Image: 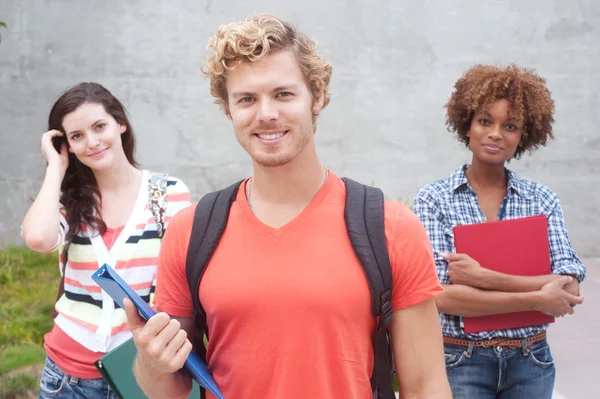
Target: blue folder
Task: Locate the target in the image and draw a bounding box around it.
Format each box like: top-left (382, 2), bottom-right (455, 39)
top-left (92, 264), bottom-right (225, 399)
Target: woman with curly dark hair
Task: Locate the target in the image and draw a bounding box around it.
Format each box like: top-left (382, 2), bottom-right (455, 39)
top-left (21, 83), bottom-right (191, 399)
top-left (413, 64), bottom-right (587, 398)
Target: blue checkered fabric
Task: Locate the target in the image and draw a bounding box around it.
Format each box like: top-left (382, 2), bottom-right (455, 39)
top-left (413, 164), bottom-right (587, 340)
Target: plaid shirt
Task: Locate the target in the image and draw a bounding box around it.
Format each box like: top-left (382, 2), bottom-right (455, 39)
top-left (413, 164), bottom-right (587, 340)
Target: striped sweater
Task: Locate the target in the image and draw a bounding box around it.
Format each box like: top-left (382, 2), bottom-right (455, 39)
top-left (51, 170), bottom-right (191, 352)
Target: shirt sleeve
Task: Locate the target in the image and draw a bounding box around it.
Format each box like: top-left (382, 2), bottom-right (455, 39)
top-left (163, 177), bottom-right (192, 231)
top-left (386, 201), bottom-right (444, 311)
top-left (543, 194), bottom-right (587, 282)
top-left (412, 194), bottom-right (454, 285)
top-left (153, 204), bottom-right (196, 318)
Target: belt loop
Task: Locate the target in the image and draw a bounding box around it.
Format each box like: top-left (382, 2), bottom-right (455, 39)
top-left (521, 338), bottom-right (529, 356)
top-left (465, 340), bottom-right (475, 358)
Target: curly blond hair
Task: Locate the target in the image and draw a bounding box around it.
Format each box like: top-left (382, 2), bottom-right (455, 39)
top-left (202, 14), bottom-right (332, 117)
top-left (445, 64), bottom-right (555, 159)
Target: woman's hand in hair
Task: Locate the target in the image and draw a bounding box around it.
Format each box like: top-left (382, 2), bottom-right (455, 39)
top-left (41, 130), bottom-right (69, 176)
top-left (22, 130), bottom-right (69, 252)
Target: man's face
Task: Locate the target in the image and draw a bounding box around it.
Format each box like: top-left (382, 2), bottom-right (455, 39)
top-left (225, 49), bottom-right (323, 167)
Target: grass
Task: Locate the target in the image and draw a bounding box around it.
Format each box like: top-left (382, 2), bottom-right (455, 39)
top-left (0, 246), bottom-right (61, 397)
top-left (0, 374), bottom-right (39, 399)
top-left (0, 344), bottom-right (47, 376)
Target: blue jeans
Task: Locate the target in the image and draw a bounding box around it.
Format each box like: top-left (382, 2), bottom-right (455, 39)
top-left (444, 338), bottom-right (555, 399)
top-left (39, 356), bottom-right (118, 399)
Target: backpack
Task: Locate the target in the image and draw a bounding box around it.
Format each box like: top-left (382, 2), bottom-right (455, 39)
top-left (185, 177), bottom-right (395, 399)
top-left (147, 172), bottom-right (169, 239)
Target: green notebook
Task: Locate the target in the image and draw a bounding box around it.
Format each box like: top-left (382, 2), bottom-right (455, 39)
top-left (95, 338), bottom-right (200, 399)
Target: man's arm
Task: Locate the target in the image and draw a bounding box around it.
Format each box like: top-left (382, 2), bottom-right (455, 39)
top-left (390, 298), bottom-right (451, 399)
top-left (125, 299), bottom-right (195, 399)
top-left (435, 276), bottom-right (583, 318)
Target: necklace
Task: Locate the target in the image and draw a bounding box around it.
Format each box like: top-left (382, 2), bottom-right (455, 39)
top-left (246, 167), bottom-right (329, 211)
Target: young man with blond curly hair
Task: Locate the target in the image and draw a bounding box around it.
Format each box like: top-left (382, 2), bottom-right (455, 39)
top-left (125, 14), bottom-right (451, 399)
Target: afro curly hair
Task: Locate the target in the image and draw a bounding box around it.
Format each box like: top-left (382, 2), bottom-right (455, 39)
top-left (445, 64), bottom-right (555, 159)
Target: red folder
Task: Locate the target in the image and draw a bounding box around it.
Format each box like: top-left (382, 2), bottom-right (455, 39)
top-left (453, 215), bottom-right (555, 333)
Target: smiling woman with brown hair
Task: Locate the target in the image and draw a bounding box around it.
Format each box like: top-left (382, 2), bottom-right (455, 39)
top-left (21, 82), bottom-right (191, 399)
top-left (413, 64), bottom-right (587, 398)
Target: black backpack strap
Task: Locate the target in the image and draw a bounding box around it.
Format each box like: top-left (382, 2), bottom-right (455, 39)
top-left (342, 177), bottom-right (395, 399)
top-left (185, 180), bottom-right (243, 399)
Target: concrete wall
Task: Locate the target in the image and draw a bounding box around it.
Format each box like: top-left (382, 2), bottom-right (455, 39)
top-left (1, 0), bottom-right (598, 256)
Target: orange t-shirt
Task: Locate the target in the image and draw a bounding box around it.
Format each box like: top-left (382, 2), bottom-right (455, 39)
top-left (153, 173), bottom-right (443, 399)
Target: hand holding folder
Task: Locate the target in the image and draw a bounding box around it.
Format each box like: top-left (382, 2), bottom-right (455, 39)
top-left (92, 264), bottom-right (225, 399)
top-left (95, 338), bottom-right (201, 399)
top-left (452, 215), bottom-right (555, 333)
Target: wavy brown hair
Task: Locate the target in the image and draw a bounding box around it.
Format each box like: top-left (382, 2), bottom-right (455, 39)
top-left (48, 83), bottom-right (138, 250)
top-left (445, 64), bottom-right (555, 159)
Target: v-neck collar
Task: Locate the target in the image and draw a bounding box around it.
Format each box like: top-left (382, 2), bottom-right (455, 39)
top-left (237, 171), bottom-right (336, 239)
top-left (88, 169), bottom-right (148, 267)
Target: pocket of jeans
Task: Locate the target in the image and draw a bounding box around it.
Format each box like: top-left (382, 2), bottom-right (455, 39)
top-left (39, 363), bottom-right (67, 397)
top-left (528, 343), bottom-right (554, 368)
top-left (444, 348), bottom-right (467, 368)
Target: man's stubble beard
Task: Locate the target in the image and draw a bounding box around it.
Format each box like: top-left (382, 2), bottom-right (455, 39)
top-left (244, 123), bottom-right (314, 168)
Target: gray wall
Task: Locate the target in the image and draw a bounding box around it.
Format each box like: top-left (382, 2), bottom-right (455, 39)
top-left (1, 1), bottom-right (599, 256)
